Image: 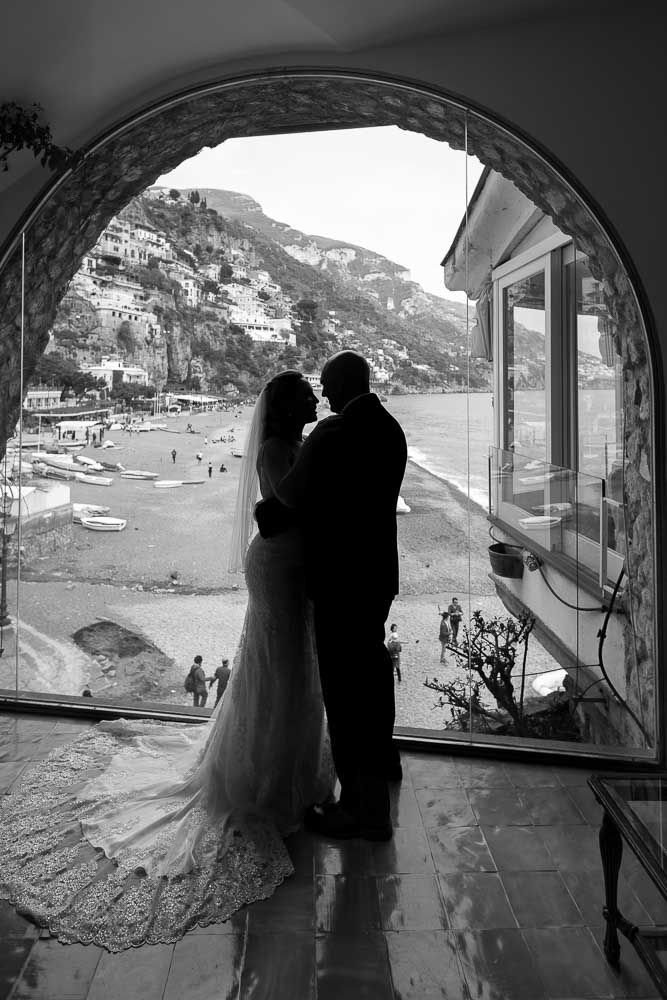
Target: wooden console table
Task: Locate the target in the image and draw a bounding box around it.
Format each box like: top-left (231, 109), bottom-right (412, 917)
top-left (589, 774), bottom-right (667, 997)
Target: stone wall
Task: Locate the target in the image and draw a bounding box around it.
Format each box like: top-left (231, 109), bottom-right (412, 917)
top-left (0, 72), bottom-right (655, 747)
top-left (5, 506), bottom-right (73, 564)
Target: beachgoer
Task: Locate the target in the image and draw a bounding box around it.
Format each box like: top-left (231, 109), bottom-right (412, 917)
top-left (189, 654), bottom-right (208, 707)
top-left (209, 658), bottom-right (231, 706)
top-left (92, 432), bottom-right (97, 445)
top-left (219, 463), bottom-right (227, 473)
top-left (196, 451), bottom-right (203, 464)
top-left (208, 461), bottom-right (213, 478)
top-left (0, 370), bottom-right (332, 950)
top-left (99, 427), bottom-right (104, 443)
top-left (448, 597), bottom-right (463, 643)
top-left (82, 688), bottom-right (92, 698)
top-left (439, 612), bottom-right (451, 663)
top-left (171, 448), bottom-right (177, 464)
top-left (387, 623), bottom-right (402, 683)
top-left (204, 437), bottom-right (208, 446)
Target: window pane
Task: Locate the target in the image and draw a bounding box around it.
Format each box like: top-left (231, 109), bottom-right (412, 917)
top-left (502, 271), bottom-right (547, 461)
top-left (571, 257), bottom-right (623, 487)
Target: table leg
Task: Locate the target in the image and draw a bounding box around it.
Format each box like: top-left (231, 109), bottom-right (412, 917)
top-left (600, 809), bottom-right (622, 965)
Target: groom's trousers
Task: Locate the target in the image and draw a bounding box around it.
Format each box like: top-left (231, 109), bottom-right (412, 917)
top-left (313, 593), bottom-right (395, 829)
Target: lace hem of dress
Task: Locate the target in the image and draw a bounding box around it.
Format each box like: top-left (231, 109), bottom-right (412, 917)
top-left (0, 729), bottom-right (295, 952)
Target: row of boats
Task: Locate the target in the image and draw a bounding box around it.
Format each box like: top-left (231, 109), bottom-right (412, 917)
top-left (30, 451), bottom-right (193, 533)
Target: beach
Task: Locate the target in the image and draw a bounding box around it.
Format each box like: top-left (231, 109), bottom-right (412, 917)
top-left (1, 401), bottom-right (560, 728)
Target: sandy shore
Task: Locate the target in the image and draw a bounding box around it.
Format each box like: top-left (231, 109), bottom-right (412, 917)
top-left (2, 406), bottom-right (560, 726)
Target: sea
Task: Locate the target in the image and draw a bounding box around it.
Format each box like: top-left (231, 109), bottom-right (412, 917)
top-left (383, 392), bottom-right (493, 510)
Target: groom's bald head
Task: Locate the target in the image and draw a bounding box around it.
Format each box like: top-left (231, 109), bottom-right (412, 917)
top-left (321, 351), bottom-right (370, 412)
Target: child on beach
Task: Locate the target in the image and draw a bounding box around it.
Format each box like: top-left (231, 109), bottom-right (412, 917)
top-left (439, 612), bottom-right (451, 663)
top-left (387, 623), bottom-right (402, 683)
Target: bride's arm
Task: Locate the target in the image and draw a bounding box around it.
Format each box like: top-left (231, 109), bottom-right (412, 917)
top-left (260, 437), bottom-right (298, 498)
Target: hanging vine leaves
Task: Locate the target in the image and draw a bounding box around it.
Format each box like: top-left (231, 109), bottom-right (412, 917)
top-left (0, 102), bottom-right (73, 172)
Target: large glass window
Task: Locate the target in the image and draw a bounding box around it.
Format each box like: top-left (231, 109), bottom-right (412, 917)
top-left (501, 267), bottom-right (548, 462)
top-left (568, 253), bottom-right (624, 491)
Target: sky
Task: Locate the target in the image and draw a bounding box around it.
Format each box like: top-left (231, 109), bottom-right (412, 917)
top-left (158, 126), bottom-right (484, 302)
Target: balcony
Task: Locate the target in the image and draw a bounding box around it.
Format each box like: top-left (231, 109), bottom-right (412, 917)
top-left (0, 708), bottom-right (663, 999)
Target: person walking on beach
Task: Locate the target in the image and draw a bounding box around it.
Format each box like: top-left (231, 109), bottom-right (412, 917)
top-left (209, 658), bottom-right (231, 706)
top-left (171, 448), bottom-right (177, 464)
top-left (208, 461), bottom-right (213, 478)
top-left (439, 611), bottom-right (451, 663)
top-left (189, 655), bottom-right (208, 707)
top-left (196, 451), bottom-right (203, 464)
top-left (447, 597), bottom-right (463, 644)
top-left (387, 623), bottom-right (402, 683)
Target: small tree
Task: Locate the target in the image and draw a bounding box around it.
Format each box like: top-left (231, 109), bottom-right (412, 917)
top-left (169, 189), bottom-right (181, 201)
top-left (425, 610), bottom-right (535, 736)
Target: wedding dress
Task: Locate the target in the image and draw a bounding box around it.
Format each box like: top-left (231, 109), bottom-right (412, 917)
top-left (0, 437), bottom-right (333, 951)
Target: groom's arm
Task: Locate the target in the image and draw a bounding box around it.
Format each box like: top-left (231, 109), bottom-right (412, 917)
top-left (274, 417), bottom-right (338, 508)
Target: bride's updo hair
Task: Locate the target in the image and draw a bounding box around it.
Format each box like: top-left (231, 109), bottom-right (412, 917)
top-left (263, 370), bottom-right (307, 441)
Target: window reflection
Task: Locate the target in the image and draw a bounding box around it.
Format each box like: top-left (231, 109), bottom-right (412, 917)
top-left (502, 270), bottom-right (547, 462)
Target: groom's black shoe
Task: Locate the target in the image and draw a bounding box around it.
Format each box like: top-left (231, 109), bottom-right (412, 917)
top-left (305, 803), bottom-right (392, 842)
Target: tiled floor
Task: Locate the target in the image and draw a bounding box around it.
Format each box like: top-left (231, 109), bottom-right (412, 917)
top-left (0, 711), bottom-right (665, 999)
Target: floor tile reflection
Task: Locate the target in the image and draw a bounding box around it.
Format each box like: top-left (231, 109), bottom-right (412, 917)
top-left (316, 931), bottom-right (393, 1000)
top-left (385, 929), bottom-right (466, 999)
top-left (377, 874), bottom-right (448, 931)
top-left (457, 928), bottom-right (548, 999)
top-left (439, 872), bottom-right (516, 931)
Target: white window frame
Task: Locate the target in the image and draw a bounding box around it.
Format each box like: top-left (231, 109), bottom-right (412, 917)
top-left (491, 237), bottom-right (624, 591)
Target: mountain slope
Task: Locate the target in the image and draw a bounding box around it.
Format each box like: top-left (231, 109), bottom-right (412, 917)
top-left (45, 186), bottom-right (494, 395)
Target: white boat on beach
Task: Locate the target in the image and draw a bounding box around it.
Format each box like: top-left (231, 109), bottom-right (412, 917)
top-left (396, 495), bottom-right (411, 514)
top-left (74, 471), bottom-right (114, 486)
top-left (100, 461), bottom-right (125, 472)
top-left (80, 516), bottom-right (127, 532)
top-left (120, 470), bottom-right (159, 480)
top-left (72, 503), bottom-right (111, 523)
top-left (154, 480), bottom-right (183, 489)
top-left (30, 453), bottom-right (75, 471)
top-left (33, 462), bottom-right (76, 481)
top-left (75, 456), bottom-right (104, 471)
top-left (180, 479), bottom-right (205, 486)
top-left (230, 448), bottom-right (244, 458)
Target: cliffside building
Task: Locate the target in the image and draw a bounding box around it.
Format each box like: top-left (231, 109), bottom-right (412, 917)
top-left (80, 356), bottom-right (149, 388)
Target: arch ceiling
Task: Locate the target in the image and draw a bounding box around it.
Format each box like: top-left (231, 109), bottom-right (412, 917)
top-left (0, 0), bottom-right (634, 199)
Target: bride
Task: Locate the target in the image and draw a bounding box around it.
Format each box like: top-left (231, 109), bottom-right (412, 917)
top-left (0, 370), bottom-right (333, 952)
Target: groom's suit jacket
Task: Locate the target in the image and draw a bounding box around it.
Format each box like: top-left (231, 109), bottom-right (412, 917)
top-left (277, 393), bottom-right (407, 600)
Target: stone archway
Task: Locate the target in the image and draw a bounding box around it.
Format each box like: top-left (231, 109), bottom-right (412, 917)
top-left (0, 69), bottom-right (655, 741)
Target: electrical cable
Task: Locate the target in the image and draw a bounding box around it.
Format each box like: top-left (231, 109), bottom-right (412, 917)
top-left (537, 563), bottom-right (602, 612)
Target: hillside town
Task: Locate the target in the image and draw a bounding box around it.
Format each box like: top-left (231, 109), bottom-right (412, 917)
top-left (44, 186), bottom-right (407, 402)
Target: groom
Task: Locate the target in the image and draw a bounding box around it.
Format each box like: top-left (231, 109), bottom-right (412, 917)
top-left (273, 350), bottom-right (407, 841)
